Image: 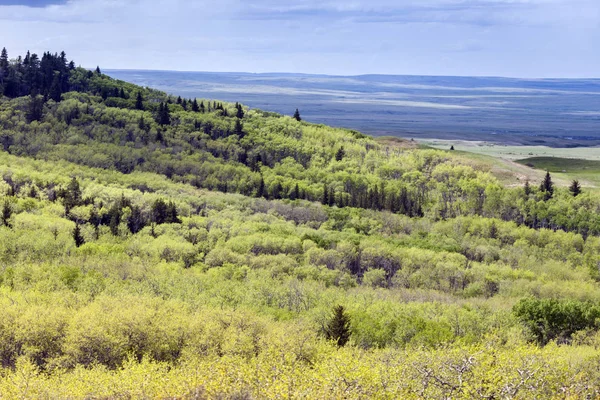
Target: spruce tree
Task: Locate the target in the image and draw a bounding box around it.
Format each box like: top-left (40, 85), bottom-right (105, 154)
top-left (1, 199), bottom-right (12, 228)
top-left (73, 224), bottom-right (85, 247)
top-left (26, 95), bottom-right (44, 122)
top-left (335, 146), bottom-right (345, 161)
top-left (95, 66), bottom-right (101, 74)
top-left (325, 305), bottom-right (351, 347)
top-left (524, 180), bottom-right (532, 196)
top-left (0, 47), bottom-right (8, 71)
top-left (192, 99), bottom-right (200, 112)
top-left (236, 103), bottom-right (244, 119)
top-left (127, 205), bottom-right (145, 234)
top-left (135, 91), bottom-right (144, 110)
top-left (293, 108), bottom-right (301, 121)
top-left (257, 177), bottom-right (265, 198)
top-left (540, 171), bottom-right (554, 200)
top-left (152, 199), bottom-right (168, 225)
top-left (322, 184), bottom-right (329, 205)
top-left (569, 180), bottom-right (582, 197)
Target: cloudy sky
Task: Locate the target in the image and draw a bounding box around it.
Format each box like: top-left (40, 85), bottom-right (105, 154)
top-left (0, 0), bottom-right (598, 77)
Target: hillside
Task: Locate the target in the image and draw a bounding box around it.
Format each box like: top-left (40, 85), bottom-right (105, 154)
top-left (2, 49), bottom-right (600, 398)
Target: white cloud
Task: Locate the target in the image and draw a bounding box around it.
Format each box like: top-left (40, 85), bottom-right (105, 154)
top-left (0, 0), bottom-right (598, 77)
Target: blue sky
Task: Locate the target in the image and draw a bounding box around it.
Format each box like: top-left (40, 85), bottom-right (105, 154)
top-left (0, 0), bottom-right (598, 78)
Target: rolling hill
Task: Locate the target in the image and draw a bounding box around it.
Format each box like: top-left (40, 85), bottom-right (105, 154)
top-left (2, 48), bottom-right (600, 398)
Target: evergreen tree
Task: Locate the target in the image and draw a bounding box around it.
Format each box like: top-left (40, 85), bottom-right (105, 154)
top-left (176, 96), bottom-right (182, 104)
top-left (257, 177), bottom-right (265, 198)
top-left (64, 177), bottom-right (82, 214)
top-left (26, 95), bottom-right (44, 123)
top-left (450, 145), bottom-right (455, 151)
top-left (200, 101), bottom-right (205, 113)
top-left (234, 119), bottom-right (244, 136)
top-left (0, 47), bottom-right (8, 72)
top-left (49, 73), bottom-right (62, 101)
top-left (192, 99), bottom-right (200, 112)
top-left (540, 171), bottom-right (554, 200)
top-left (235, 102), bottom-right (244, 119)
top-left (156, 102), bottom-right (171, 125)
top-left (89, 207), bottom-right (100, 239)
top-left (291, 183), bottom-right (300, 200)
top-left (108, 203), bottom-right (122, 236)
top-left (135, 91), bottom-right (144, 110)
top-left (322, 184), bottom-right (329, 205)
top-left (73, 224), bottom-right (85, 247)
top-left (182, 99), bottom-right (188, 110)
top-left (524, 180), bottom-right (532, 196)
top-left (335, 146), bottom-right (345, 161)
top-left (127, 205), bottom-right (146, 234)
top-left (152, 199), bottom-right (168, 224)
top-left (1, 199), bottom-right (12, 228)
top-left (165, 201), bottom-right (181, 224)
top-left (325, 305), bottom-right (351, 347)
top-left (569, 180), bottom-right (582, 197)
top-left (95, 66), bottom-right (101, 74)
top-left (293, 108), bottom-right (301, 121)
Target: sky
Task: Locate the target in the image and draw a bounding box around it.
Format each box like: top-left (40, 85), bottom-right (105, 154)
top-left (0, 0), bottom-right (598, 78)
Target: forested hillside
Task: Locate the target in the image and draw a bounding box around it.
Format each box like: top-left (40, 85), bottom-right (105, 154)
top-left (2, 48), bottom-right (600, 398)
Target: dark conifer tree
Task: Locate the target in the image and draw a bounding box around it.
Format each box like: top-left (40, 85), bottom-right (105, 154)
top-left (335, 146), bottom-right (345, 161)
top-left (236, 102), bottom-right (244, 119)
top-left (95, 66), bottom-right (101, 74)
top-left (119, 88), bottom-right (126, 99)
top-left (0, 47), bottom-right (8, 72)
top-left (73, 224), bottom-right (85, 247)
top-left (234, 119), bottom-right (244, 136)
top-left (176, 96), bottom-right (182, 104)
top-left (524, 180), bottom-right (532, 196)
top-left (322, 184), bottom-right (329, 205)
top-left (540, 171), bottom-right (554, 200)
top-left (152, 199), bottom-right (168, 225)
top-left (108, 203), bottom-right (122, 236)
top-left (165, 201), bottom-right (181, 224)
top-left (64, 177), bottom-right (82, 214)
top-left (89, 207), bottom-right (100, 239)
top-left (325, 305), bottom-right (351, 347)
top-left (135, 91), bottom-right (144, 110)
top-left (182, 99), bottom-right (188, 111)
top-left (200, 101), bottom-right (205, 113)
top-left (291, 183), bottom-right (300, 201)
top-left (293, 108), bottom-right (301, 121)
top-left (127, 205), bottom-right (146, 234)
top-left (257, 177), bottom-right (265, 198)
top-left (192, 99), bottom-right (200, 112)
top-left (26, 95), bottom-right (44, 123)
top-left (49, 74), bottom-right (62, 101)
top-left (1, 199), bottom-right (12, 228)
top-left (569, 180), bottom-right (582, 197)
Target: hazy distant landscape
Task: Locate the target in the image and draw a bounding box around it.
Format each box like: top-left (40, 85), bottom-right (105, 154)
top-left (107, 70), bottom-right (600, 147)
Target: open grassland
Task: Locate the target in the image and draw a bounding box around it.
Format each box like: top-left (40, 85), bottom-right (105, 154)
top-left (421, 139), bottom-right (600, 189)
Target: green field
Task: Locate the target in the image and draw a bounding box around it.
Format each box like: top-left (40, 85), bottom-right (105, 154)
top-left (515, 157), bottom-right (600, 187)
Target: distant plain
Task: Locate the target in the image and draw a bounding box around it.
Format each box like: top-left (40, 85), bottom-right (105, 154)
top-left (107, 70), bottom-right (600, 147)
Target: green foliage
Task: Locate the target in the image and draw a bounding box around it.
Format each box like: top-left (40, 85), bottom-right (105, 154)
top-left (570, 179), bottom-right (582, 197)
top-left (2, 47), bottom-right (600, 397)
top-left (324, 305), bottom-right (351, 347)
top-left (514, 298), bottom-right (600, 345)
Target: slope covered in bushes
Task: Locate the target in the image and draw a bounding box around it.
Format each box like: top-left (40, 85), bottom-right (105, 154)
top-left (2, 48), bottom-right (600, 398)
